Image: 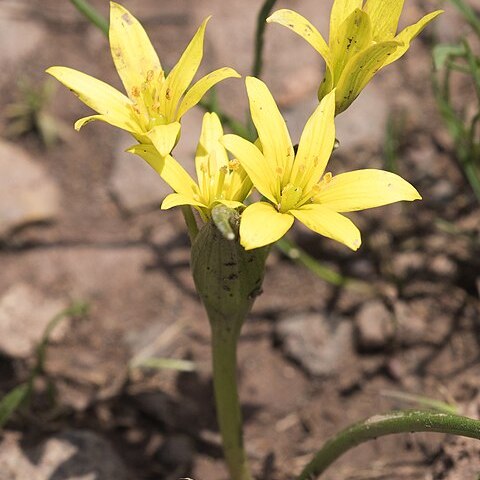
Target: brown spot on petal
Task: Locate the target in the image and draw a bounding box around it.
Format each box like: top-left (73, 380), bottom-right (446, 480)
top-left (121, 13), bottom-right (133, 25)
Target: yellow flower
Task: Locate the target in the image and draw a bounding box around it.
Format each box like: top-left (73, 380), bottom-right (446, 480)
top-left (267, 1), bottom-right (442, 114)
top-left (129, 112), bottom-right (251, 221)
top-left (222, 77), bottom-right (421, 250)
top-left (46, 2), bottom-right (240, 151)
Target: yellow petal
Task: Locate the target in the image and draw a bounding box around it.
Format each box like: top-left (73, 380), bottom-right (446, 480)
top-left (128, 145), bottom-right (198, 197)
top-left (46, 66), bottom-right (139, 131)
top-left (109, 2), bottom-right (163, 100)
top-left (292, 90), bottom-right (336, 195)
top-left (331, 9), bottom-right (372, 82)
top-left (363, 0), bottom-right (405, 40)
top-left (161, 17), bottom-right (210, 122)
top-left (176, 67), bottom-right (241, 121)
top-left (240, 202), bottom-right (294, 250)
top-left (148, 122), bottom-right (181, 157)
top-left (291, 204), bottom-right (361, 251)
top-left (74, 114), bottom-right (137, 133)
top-left (334, 41), bottom-right (399, 113)
top-left (245, 76), bottom-right (294, 185)
top-left (329, 0), bottom-right (363, 44)
top-left (162, 193), bottom-right (205, 210)
top-left (384, 10), bottom-right (444, 66)
top-left (222, 134), bottom-right (277, 203)
top-left (267, 9), bottom-right (332, 73)
top-left (195, 112), bottom-right (228, 182)
top-left (314, 169), bottom-right (422, 212)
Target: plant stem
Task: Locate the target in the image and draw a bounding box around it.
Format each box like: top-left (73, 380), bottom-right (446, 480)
top-left (252, 0), bottom-right (279, 78)
top-left (276, 237), bottom-right (374, 293)
top-left (297, 410), bottom-right (480, 480)
top-left (211, 316), bottom-right (252, 480)
top-left (69, 0), bottom-right (109, 36)
top-left (181, 206), bottom-right (199, 244)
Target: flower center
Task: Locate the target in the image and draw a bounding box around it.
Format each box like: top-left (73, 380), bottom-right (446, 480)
top-left (278, 183), bottom-right (303, 213)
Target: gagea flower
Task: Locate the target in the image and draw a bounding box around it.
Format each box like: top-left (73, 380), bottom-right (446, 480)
top-left (268, 0), bottom-right (443, 114)
top-left (129, 112), bottom-right (252, 221)
top-left (223, 77), bottom-right (421, 250)
top-left (46, 2), bottom-right (240, 152)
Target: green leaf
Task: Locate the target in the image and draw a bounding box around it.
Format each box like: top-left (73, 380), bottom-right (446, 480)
top-left (0, 384), bottom-right (29, 429)
top-left (433, 43), bottom-right (466, 70)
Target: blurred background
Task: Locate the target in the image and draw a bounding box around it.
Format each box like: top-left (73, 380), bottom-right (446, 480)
top-left (0, 0), bottom-right (479, 479)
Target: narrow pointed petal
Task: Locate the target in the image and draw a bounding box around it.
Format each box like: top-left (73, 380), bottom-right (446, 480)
top-left (161, 17), bottom-right (210, 122)
top-left (364, 0), bottom-right (405, 40)
top-left (74, 114), bottom-right (138, 133)
top-left (109, 2), bottom-right (162, 99)
top-left (334, 41), bottom-right (399, 113)
top-left (240, 202), bottom-right (294, 250)
top-left (162, 193), bottom-right (205, 210)
top-left (148, 122), bottom-right (181, 157)
top-left (329, 0), bottom-right (363, 44)
top-left (267, 10), bottom-right (332, 72)
top-left (46, 66), bottom-right (138, 130)
top-left (196, 112), bottom-right (228, 183)
top-left (292, 90), bottom-right (336, 193)
top-left (222, 134), bottom-right (277, 203)
top-left (331, 9), bottom-right (372, 82)
top-left (245, 76), bottom-right (294, 183)
top-left (128, 145), bottom-right (198, 197)
top-left (315, 169), bottom-right (422, 212)
top-left (291, 204), bottom-right (361, 251)
top-left (176, 67), bottom-right (241, 121)
top-left (384, 10), bottom-right (444, 66)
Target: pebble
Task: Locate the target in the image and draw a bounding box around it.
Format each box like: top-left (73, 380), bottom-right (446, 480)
top-left (0, 430), bottom-right (129, 480)
top-left (0, 141), bottom-right (60, 238)
top-left (355, 300), bottom-right (395, 351)
top-left (275, 312), bottom-right (353, 377)
top-left (0, 283), bottom-right (68, 358)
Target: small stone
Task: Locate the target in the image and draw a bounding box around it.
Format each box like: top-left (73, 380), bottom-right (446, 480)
top-left (0, 141), bottom-right (60, 238)
top-left (275, 312), bottom-right (353, 377)
top-left (355, 301), bottom-right (395, 351)
top-left (157, 434), bottom-right (195, 469)
top-left (430, 255), bottom-right (457, 278)
top-left (0, 12), bottom-right (45, 65)
top-left (0, 430), bottom-right (128, 480)
top-left (0, 284), bottom-right (68, 358)
top-left (391, 251), bottom-right (425, 279)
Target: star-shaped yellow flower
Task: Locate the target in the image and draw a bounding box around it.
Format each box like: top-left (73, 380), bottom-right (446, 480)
top-left (268, 0), bottom-right (442, 114)
top-left (129, 112), bottom-right (251, 221)
top-left (222, 77), bottom-right (421, 250)
top-left (46, 2), bottom-right (240, 152)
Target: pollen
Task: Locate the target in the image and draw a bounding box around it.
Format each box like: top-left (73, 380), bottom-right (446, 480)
top-left (131, 86), bottom-right (141, 98)
top-left (146, 70), bottom-right (154, 82)
top-left (228, 159), bottom-right (240, 171)
top-left (275, 167), bottom-right (283, 176)
top-left (323, 172), bottom-right (332, 184)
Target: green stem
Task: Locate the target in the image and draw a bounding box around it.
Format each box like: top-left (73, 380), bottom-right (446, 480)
top-left (276, 237), bottom-right (374, 293)
top-left (181, 206), bottom-right (199, 244)
top-left (252, 0), bottom-right (279, 78)
top-left (297, 410), bottom-right (480, 480)
top-left (69, 0), bottom-right (109, 36)
top-left (211, 316), bottom-right (252, 480)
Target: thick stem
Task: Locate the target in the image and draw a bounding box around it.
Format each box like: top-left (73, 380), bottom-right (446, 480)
top-left (297, 410), bottom-right (480, 480)
top-left (211, 317), bottom-right (253, 480)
